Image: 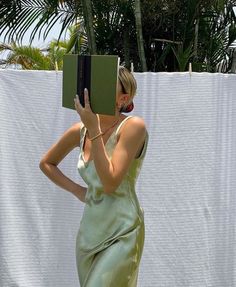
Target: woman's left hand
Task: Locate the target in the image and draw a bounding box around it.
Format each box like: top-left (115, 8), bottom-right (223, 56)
top-left (74, 88), bottom-right (100, 132)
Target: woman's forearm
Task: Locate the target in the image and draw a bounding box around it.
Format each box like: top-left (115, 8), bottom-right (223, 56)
top-left (39, 162), bottom-right (87, 203)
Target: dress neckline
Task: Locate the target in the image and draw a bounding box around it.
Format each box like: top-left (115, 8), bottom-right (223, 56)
top-left (81, 116), bottom-right (133, 167)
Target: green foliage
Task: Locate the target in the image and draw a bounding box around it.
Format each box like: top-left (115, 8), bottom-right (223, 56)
top-left (171, 44), bottom-right (195, 72)
top-left (65, 24), bottom-right (88, 54)
top-left (0, 0), bottom-right (79, 44)
top-left (142, 0), bottom-right (236, 72)
top-left (0, 24), bottom-right (87, 69)
top-left (0, 0), bottom-right (236, 72)
top-left (0, 42), bottom-right (50, 69)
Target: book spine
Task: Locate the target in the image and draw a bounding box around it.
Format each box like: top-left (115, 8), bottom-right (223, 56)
top-left (77, 55), bottom-right (91, 108)
top-left (84, 56), bottom-right (91, 106)
top-left (77, 55), bottom-right (85, 107)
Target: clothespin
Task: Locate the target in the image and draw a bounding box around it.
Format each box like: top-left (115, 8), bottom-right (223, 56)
top-left (189, 62), bottom-right (192, 76)
top-left (55, 61), bottom-right (58, 71)
top-left (131, 62), bottom-right (134, 73)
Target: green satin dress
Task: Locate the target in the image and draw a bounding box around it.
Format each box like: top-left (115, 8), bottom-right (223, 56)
top-left (76, 115), bottom-right (148, 287)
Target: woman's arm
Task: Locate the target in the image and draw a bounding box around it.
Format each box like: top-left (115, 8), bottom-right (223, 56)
top-left (73, 91), bottom-right (147, 194)
top-left (89, 117), bottom-right (147, 194)
top-left (39, 122), bottom-right (87, 203)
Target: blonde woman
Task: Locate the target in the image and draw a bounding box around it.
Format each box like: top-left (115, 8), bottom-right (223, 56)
top-left (39, 66), bottom-right (148, 286)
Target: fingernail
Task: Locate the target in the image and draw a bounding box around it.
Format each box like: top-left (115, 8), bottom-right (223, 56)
top-left (84, 88), bottom-right (88, 92)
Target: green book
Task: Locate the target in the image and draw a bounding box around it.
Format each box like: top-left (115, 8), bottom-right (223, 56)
top-left (62, 54), bottom-right (120, 115)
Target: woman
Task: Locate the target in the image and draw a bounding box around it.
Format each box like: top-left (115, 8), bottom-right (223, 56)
top-left (39, 66), bottom-right (148, 287)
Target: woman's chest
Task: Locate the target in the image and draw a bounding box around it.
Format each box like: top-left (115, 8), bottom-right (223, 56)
top-left (82, 129), bottom-right (116, 163)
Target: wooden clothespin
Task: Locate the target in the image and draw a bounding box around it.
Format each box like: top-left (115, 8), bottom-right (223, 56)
top-left (55, 61), bottom-right (58, 72)
top-left (131, 62), bottom-right (134, 73)
top-left (189, 62), bottom-right (192, 76)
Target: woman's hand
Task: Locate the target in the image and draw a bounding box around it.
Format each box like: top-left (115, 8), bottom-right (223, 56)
top-left (72, 184), bottom-right (87, 203)
top-left (74, 88), bottom-right (100, 134)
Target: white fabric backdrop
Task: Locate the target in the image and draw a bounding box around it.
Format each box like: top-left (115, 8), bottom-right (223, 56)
top-left (0, 70), bottom-right (236, 287)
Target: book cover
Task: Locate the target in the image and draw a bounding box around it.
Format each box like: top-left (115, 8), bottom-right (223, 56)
top-left (62, 54), bottom-right (120, 115)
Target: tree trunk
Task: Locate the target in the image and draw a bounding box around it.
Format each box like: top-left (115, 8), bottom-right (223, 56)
top-left (134, 0), bottom-right (147, 71)
top-left (124, 27), bottom-right (130, 69)
top-left (193, 18), bottom-right (199, 59)
top-left (81, 0), bottom-right (97, 54)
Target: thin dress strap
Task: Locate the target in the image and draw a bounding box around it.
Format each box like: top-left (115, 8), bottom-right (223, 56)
top-left (115, 115), bottom-right (133, 136)
top-left (79, 122), bottom-right (86, 144)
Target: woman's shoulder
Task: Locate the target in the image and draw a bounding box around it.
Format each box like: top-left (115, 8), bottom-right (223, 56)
top-left (117, 115), bottom-right (147, 141)
top-left (63, 121), bottom-right (83, 147)
top-left (122, 115), bottom-right (147, 132)
top-left (128, 115), bottom-right (146, 127)
top-left (69, 121), bottom-right (83, 132)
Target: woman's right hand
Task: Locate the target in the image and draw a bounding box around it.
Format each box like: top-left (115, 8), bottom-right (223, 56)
top-left (39, 122), bottom-right (88, 203)
top-left (74, 89), bottom-right (101, 137)
top-left (72, 184), bottom-right (87, 203)
top-left (39, 159), bottom-right (87, 203)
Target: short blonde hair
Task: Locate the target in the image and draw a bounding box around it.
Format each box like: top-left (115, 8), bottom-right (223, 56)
top-left (118, 66), bottom-right (137, 104)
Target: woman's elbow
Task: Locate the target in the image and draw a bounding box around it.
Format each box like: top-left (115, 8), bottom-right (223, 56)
top-left (102, 172), bottom-right (126, 194)
top-left (39, 160), bottom-right (45, 170)
top-left (39, 160), bottom-right (52, 172)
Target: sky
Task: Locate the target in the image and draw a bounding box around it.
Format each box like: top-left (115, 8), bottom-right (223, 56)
top-left (0, 20), bottom-right (67, 60)
top-left (1, 22), bottom-right (63, 46)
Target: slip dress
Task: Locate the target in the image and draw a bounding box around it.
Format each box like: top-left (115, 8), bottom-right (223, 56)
top-left (75, 115), bottom-right (148, 287)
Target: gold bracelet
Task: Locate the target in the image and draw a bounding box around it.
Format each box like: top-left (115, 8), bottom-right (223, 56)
top-left (89, 132), bottom-right (103, 141)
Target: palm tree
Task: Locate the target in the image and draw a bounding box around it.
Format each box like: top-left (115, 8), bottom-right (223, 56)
top-left (134, 0), bottom-right (147, 71)
top-left (0, 0), bottom-right (95, 54)
top-left (141, 0), bottom-right (236, 72)
top-left (1, 0), bottom-right (236, 72)
top-left (81, 0), bottom-right (97, 54)
top-left (0, 24), bottom-right (88, 70)
top-left (0, 42), bottom-right (51, 69)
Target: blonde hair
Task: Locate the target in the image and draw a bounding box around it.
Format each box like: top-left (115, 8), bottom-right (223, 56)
top-left (118, 66), bottom-right (137, 104)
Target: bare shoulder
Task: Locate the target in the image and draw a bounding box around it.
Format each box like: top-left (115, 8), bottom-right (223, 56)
top-left (128, 116), bottom-right (146, 128)
top-left (39, 121), bottom-right (82, 166)
top-left (112, 116), bottom-right (147, 164)
top-left (70, 121), bottom-right (82, 131)
top-left (61, 121), bottom-right (82, 147)
top-left (118, 116), bottom-right (147, 142)
top-left (122, 116), bottom-right (146, 132)
top-left (69, 121), bottom-right (83, 143)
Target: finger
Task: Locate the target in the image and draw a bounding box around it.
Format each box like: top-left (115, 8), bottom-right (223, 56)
top-left (74, 94), bottom-right (83, 112)
top-left (84, 88), bottom-right (91, 110)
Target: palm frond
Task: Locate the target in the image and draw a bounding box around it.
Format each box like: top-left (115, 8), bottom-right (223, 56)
top-left (0, 0), bottom-right (79, 44)
top-left (5, 45), bottom-right (50, 70)
top-left (172, 44), bottom-right (194, 71)
top-left (65, 23), bottom-right (88, 53)
top-left (0, 43), bottom-right (13, 52)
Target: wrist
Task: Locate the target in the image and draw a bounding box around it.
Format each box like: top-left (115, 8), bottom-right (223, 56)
top-left (88, 127), bottom-right (101, 138)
